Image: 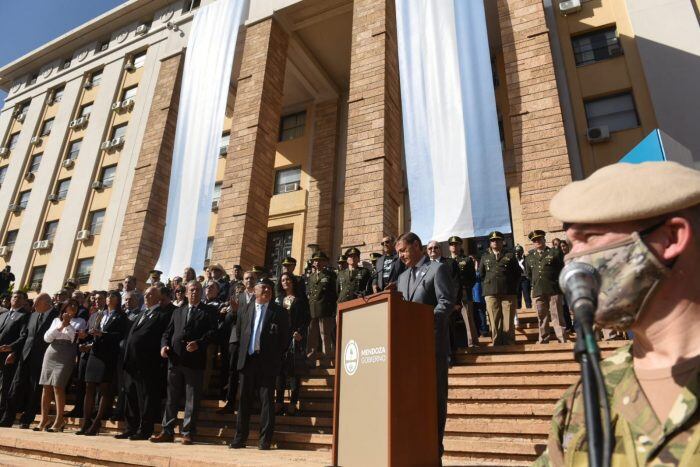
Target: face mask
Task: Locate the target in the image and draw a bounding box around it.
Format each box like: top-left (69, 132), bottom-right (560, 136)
top-left (565, 232), bottom-right (670, 330)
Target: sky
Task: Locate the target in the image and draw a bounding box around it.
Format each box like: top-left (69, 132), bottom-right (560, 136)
top-left (0, 0), bottom-right (126, 105)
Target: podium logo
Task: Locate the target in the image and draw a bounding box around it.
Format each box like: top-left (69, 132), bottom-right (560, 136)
top-left (344, 340), bottom-right (359, 376)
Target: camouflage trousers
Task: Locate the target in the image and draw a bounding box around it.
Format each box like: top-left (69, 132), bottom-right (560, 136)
top-left (534, 294), bottom-right (568, 343)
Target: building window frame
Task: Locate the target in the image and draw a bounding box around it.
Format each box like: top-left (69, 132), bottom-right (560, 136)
top-left (100, 165), bottom-right (117, 187)
top-left (41, 118), bottom-right (54, 136)
top-left (29, 154), bottom-right (43, 174)
top-left (274, 166), bottom-right (302, 195)
top-left (89, 210), bottom-right (105, 236)
top-left (56, 179), bottom-right (71, 200)
top-left (43, 220), bottom-right (59, 242)
top-left (67, 140), bottom-right (82, 161)
top-left (75, 258), bottom-right (94, 285)
top-left (30, 266), bottom-right (46, 292)
top-left (571, 26), bottom-right (622, 67)
top-left (279, 111), bottom-right (306, 142)
top-left (584, 91), bottom-right (640, 133)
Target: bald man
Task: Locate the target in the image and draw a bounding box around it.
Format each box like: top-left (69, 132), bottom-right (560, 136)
top-left (0, 293), bottom-right (57, 428)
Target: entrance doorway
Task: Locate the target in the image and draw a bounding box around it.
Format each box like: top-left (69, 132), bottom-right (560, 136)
top-left (265, 229), bottom-right (293, 278)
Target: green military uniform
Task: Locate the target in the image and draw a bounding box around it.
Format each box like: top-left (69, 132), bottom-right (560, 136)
top-left (534, 343), bottom-right (700, 466)
top-left (478, 232), bottom-right (520, 345)
top-left (448, 235), bottom-right (479, 347)
top-left (524, 232), bottom-right (568, 344)
top-left (336, 267), bottom-right (372, 303)
top-left (306, 253), bottom-right (337, 358)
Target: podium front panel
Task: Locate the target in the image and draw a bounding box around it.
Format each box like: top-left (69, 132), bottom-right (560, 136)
top-left (336, 301), bottom-right (389, 466)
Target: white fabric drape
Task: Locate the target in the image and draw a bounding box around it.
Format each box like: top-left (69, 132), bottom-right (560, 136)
top-left (396, 0), bottom-right (511, 242)
top-left (155, 0), bottom-right (248, 278)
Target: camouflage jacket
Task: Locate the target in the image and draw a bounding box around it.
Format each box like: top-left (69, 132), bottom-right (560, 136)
top-left (336, 267), bottom-right (372, 303)
top-left (534, 344), bottom-right (700, 466)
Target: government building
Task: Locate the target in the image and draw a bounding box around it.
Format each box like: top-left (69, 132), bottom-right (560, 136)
top-left (0, 0), bottom-right (698, 292)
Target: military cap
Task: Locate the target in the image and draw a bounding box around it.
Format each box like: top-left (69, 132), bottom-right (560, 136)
top-left (515, 244), bottom-right (524, 252)
top-left (311, 251), bottom-right (329, 261)
top-left (256, 277), bottom-right (274, 287)
top-left (281, 256), bottom-right (297, 266)
top-left (149, 269), bottom-right (162, 276)
top-left (344, 247), bottom-right (361, 257)
top-left (208, 263), bottom-right (225, 273)
top-left (550, 161), bottom-right (700, 224)
top-left (448, 235), bottom-right (462, 245)
top-left (233, 264), bottom-right (242, 269)
top-left (64, 278), bottom-right (77, 288)
top-left (488, 231), bottom-right (504, 241)
top-left (528, 230), bottom-right (546, 241)
top-left (337, 254), bottom-right (348, 264)
top-left (251, 265), bottom-right (265, 274)
top-left (369, 252), bottom-right (382, 261)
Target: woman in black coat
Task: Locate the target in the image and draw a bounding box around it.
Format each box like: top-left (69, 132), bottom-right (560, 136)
top-left (77, 290), bottom-right (129, 435)
top-left (275, 272), bottom-right (311, 415)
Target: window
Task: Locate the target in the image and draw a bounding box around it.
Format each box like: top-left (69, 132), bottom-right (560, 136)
top-left (30, 267), bottom-right (46, 291)
top-left (279, 111), bottom-right (306, 141)
top-left (18, 190), bottom-right (31, 209)
top-left (89, 210), bottom-right (105, 235)
top-left (112, 124), bottom-right (128, 140)
top-left (205, 237), bottom-right (214, 266)
top-left (57, 179), bottom-right (71, 200)
top-left (90, 69), bottom-right (103, 86)
top-left (41, 118), bottom-right (54, 136)
top-left (43, 221), bottom-right (58, 241)
top-left (80, 103), bottom-right (93, 117)
top-left (213, 182), bottom-right (222, 202)
top-left (184, 0), bottom-right (202, 13)
top-left (0, 167), bottom-right (7, 185)
top-left (67, 140), bottom-right (82, 160)
top-left (5, 230), bottom-right (18, 248)
top-left (30, 154), bottom-right (42, 173)
top-left (8, 133), bottom-right (20, 150)
top-left (585, 92), bottom-right (640, 133)
top-left (76, 258), bottom-right (94, 285)
top-left (28, 74), bottom-right (38, 85)
top-left (274, 167), bottom-right (301, 194)
top-left (133, 51), bottom-right (147, 69)
top-left (219, 132), bottom-right (230, 154)
top-left (572, 27), bottom-right (621, 66)
top-left (122, 86), bottom-right (137, 101)
top-left (101, 165), bottom-right (117, 187)
top-left (97, 40), bottom-right (110, 53)
top-left (52, 86), bottom-right (65, 103)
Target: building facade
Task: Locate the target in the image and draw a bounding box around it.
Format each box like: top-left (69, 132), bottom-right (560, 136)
top-left (0, 0), bottom-right (698, 292)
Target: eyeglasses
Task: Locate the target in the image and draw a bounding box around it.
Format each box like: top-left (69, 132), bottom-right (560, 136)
top-left (427, 246), bottom-right (440, 251)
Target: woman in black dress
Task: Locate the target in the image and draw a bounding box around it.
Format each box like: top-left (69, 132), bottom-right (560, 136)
top-left (275, 272), bottom-right (310, 416)
top-left (76, 291), bottom-right (129, 435)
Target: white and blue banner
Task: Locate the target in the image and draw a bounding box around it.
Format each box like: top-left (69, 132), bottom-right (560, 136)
top-left (155, 0), bottom-right (248, 278)
top-left (396, 0), bottom-right (511, 242)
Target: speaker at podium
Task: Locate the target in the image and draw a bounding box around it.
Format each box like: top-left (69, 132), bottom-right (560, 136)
top-left (332, 291), bottom-right (439, 466)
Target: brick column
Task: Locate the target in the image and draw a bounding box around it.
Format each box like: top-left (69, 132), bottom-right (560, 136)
top-left (211, 19), bottom-right (289, 271)
top-left (303, 99), bottom-right (340, 257)
top-left (341, 0), bottom-right (403, 253)
top-left (109, 53), bottom-right (183, 287)
top-left (497, 0), bottom-right (572, 235)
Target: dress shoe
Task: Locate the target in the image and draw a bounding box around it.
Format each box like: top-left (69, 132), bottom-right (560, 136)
top-left (129, 433), bottom-right (151, 441)
top-left (0, 421), bottom-right (13, 428)
top-left (150, 432), bottom-right (174, 443)
top-left (114, 432), bottom-right (133, 439)
top-left (83, 424), bottom-right (101, 436)
top-left (229, 438), bottom-right (246, 449)
top-left (216, 404), bottom-right (235, 415)
top-left (258, 441), bottom-right (271, 450)
top-left (181, 434), bottom-right (193, 445)
top-left (19, 423), bottom-right (30, 429)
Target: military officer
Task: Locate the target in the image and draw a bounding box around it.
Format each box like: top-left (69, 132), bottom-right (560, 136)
top-left (277, 257), bottom-right (306, 298)
top-left (306, 252), bottom-right (337, 361)
top-left (148, 270), bottom-right (163, 286)
top-left (524, 230), bottom-right (567, 344)
top-left (336, 248), bottom-right (373, 303)
top-left (448, 236), bottom-right (479, 347)
top-left (478, 231), bottom-right (520, 345)
top-left (336, 255), bottom-right (347, 272)
top-left (534, 161), bottom-right (700, 466)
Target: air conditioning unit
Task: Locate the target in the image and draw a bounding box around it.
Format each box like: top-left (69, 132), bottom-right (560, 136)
top-left (100, 140), bottom-right (112, 150)
top-left (47, 193), bottom-right (59, 202)
top-left (16, 113), bottom-right (26, 123)
top-left (0, 148), bottom-right (9, 158)
top-left (24, 172), bottom-right (35, 182)
top-left (32, 240), bottom-right (52, 251)
top-left (0, 246), bottom-right (9, 257)
top-left (83, 81), bottom-right (93, 90)
top-left (74, 115), bottom-right (89, 128)
top-left (211, 199), bottom-right (220, 211)
top-left (30, 136), bottom-right (42, 145)
top-left (76, 230), bottom-right (92, 241)
top-left (69, 119), bottom-right (78, 128)
top-left (559, 0), bottom-right (582, 15)
top-left (219, 146), bottom-right (227, 156)
top-left (110, 136), bottom-right (125, 148)
top-left (135, 24), bottom-right (150, 36)
top-left (7, 204), bottom-right (21, 213)
top-left (92, 181), bottom-right (104, 190)
top-left (121, 99), bottom-right (135, 110)
top-left (111, 102), bottom-right (121, 111)
top-left (587, 126), bottom-right (611, 144)
top-left (124, 61), bottom-right (136, 72)
top-left (62, 159), bottom-right (75, 169)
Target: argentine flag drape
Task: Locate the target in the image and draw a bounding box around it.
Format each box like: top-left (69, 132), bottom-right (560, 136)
top-left (396, 0), bottom-right (511, 242)
top-left (155, 0), bottom-right (248, 279)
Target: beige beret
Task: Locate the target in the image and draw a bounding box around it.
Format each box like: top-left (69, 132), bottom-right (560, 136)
top-left (550, 161), bottom-right (700, 224)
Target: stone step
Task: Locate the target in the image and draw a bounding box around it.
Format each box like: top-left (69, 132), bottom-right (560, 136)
top-left (461, 340), bottom-right (627, 355)
top-left (445, 416), bottom-right (550, 435)
top-left (448, 401), bottom-right (555, 416)
top-left (450, 362), bottom-right (580, 374)
top-left (449, 374), bottom-right (578, 387)
top-left (449, 387), bottom-right (565, 401)
top-left (444, 433), bottom-right (545, 456)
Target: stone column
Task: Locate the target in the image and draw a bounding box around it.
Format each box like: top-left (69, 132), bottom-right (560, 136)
top-left (497, 0), bottom-right (573, 235)
top-left (303, 99), bottom-right (339, 258)
top-left (211, 19), bottom-right (289, 271)
top-left (109, 52), bottom-right (184, 287)
top-left (341, 0), bottom-right (403, 253)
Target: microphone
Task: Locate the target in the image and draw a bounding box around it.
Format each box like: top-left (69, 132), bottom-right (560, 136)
top-left (559, 262), bottom-right (600, 327)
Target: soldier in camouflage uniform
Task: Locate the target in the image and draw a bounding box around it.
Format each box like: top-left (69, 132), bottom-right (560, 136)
top-left (336, 254), bottom-right (347, 273)
top-left (336, 247), bottom-right (372, 303)
top-left (306, 252), bottom-right (337, 360)
top-left (448, 236), bottom-right (478, 347)
top-left (524, 230), bottom-right (568, 344)
top-left (534, 161), bottom-right (700, 465)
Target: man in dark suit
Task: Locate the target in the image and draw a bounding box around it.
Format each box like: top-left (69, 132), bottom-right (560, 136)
top-left (116, 286), bottom-right (172, 440)
top-left (0, 291), bottom-right (30, 424)
top-left (0, 293), bottom-right (56, 428)
top-left (229, 278), bottom-right (289, 450)
top-left (151, 281), bottom-right (217, 445)
top-left (394, 232), bottom-right (455, 459)
top-left (372, 235), bottom-right (405, 293)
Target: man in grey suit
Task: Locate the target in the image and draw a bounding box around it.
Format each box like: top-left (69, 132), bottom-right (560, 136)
top-left (393, 232), bottom-right (455, 458)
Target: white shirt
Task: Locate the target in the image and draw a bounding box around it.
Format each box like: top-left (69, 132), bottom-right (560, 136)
top-left (100, 309), bottom-right (115, 330)
top-left (44, 317), bottom-right (87, 343)
top-left (248, 302), bottom-right (267, 355)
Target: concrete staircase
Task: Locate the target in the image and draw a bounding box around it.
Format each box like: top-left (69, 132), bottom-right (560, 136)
top-left (15, 309), bottom-right (627, 466)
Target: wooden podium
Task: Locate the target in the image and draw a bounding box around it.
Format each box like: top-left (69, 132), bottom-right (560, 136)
top-left (331, 291), bottom-right (438, 466)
